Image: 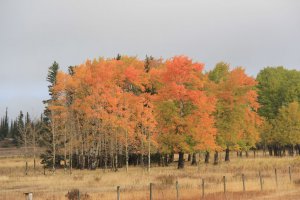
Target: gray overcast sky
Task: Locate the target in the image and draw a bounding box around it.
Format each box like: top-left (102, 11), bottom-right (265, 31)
top-left (0, 0), bottom-right (300, 119)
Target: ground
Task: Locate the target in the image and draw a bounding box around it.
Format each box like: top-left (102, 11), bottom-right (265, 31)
top-left (0, 151), bottom-right (299, 200)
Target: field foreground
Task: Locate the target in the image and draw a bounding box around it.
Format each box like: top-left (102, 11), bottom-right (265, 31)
top-left (0, 153), bottom-right (300, 200)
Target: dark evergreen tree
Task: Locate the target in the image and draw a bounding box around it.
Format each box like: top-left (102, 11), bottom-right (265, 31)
top-left (41, 61), bottom-right (62, 168)
top-left (0, 118), bottom-right (3, 139)
top-left (47, 61), bottom-right (59, 97)
top-left (10, 118), bottom-right (20, 144)
top-left (144, 55), bottom-right (154, 73)
top-left (68, 65), bottom-right (75, 76)
top-left (4, 108), bottom-right (8, 138)
top-left (115, 53), bottom-right (121, 60)
top-left (0, 108), bottom-right (9, 139)
top-left (15, 111), bottom-right (25, 146)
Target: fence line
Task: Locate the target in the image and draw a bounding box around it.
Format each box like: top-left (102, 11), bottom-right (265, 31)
top-left (22, 166), bottom-right (296, 200)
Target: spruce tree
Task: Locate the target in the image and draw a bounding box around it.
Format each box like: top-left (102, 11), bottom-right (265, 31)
top-left (0, 108), bottom-right (9, 139)
top-left (3, 108), bottom-right (8, 138)
top-left (41, 61), bottom-right (62, 170)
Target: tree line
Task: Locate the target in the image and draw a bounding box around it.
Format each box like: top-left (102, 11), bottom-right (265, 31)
top-left (0, 109), bottom-right (36, 146)
top-left (257, 67), bottom-right (300, 156)
top-left (1, 55), bottom-right (300, 171)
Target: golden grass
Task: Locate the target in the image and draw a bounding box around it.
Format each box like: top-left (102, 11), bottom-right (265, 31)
top-left (0, 152), bottom-right (300, 200)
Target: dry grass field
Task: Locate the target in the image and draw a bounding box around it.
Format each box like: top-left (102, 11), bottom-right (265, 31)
top-left (0, 151), bottom-right (300, 200)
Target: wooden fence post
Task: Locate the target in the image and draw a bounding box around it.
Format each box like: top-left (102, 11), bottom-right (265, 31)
top-left (25, 161), bottom-right (28, 176)
top-left (242, 174), bottom-right (245, 192)
top-left (24, 192), bottom-right (33, 200)
top-left (150, 183), bottom-right (153, 200)
top-left (275, 168), bottom-right (278, 187)
top-left (117, 186), bottom-right (120, 200)
top-left (201, 179), bottom-right (205, 198)
top-left (259, 171), bottom-right (263, 191)
top-left (223, 176), bottom-right (226, 194)
top-left (289, 166), bottom-right (292, 183)
top-left (176, 180), bottom-right (179, 200)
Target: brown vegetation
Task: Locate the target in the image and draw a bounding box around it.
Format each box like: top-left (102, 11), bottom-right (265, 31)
top-left (0, 151), bottom-right (299, 200)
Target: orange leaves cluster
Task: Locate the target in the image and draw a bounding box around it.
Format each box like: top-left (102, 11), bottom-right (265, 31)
top-left (152, 56), bottom-right (217, 152)
top-left (156, 56), bottom-right (205, 101)
top-left (208, 65), bottom-right (262, 150)
top-left (50, 57), bottom-right (158, 153)
top-left (49, 55), bottom-right (261, 155)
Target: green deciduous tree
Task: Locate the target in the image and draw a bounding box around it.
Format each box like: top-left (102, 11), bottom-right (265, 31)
top-left (208, 63), bottom-right (261, 162)
top-left (257, 67), bottom-right (300, 120)
top-left (152, 56), bottom-right (216, 169)
top-left (261, 101), bottom-right (300, 156)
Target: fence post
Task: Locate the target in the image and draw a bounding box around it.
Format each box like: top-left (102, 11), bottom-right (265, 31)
top-left (24, 192), bottom-right (33, 200)
top-left (150, 183), bottom-right (153, 200)
top-left (275, 168), bottom-right (278, 187)
top-left (289, 166), bottom-right (292, 183)
top-left (242, 174), bottom-right (245, 192)
top-left (259, 171), bottom-right (263, 191)
top-left (202, 178), bottom-right (205, 198)
top-left (25, 161), bottom-right (28, 175)
top-left (176, 180), bottom-right (179, 200)
top-left (223, 176), bottom-right (226, 194)
top-left (78, 190), bottom-right (80, 200)
top-left (117, 186), bottom-right (120, 200)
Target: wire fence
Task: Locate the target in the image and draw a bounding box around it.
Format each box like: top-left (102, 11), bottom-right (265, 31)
top-left (29, 166), bottom-right (298, 200)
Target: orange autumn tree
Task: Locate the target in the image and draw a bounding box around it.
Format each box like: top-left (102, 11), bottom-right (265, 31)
top-left (50, 56), bottom-right (157, 171)
top-left (151, 56), bottom-right (216, 169)
top-left (45, 55), bottom-right (263, 171)
top-left (71, 58), bottom-right (130, 171)
top-left (122, 56), bottom-right (157, 171)
top-left (208, 62), bottom-right (262, 163)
